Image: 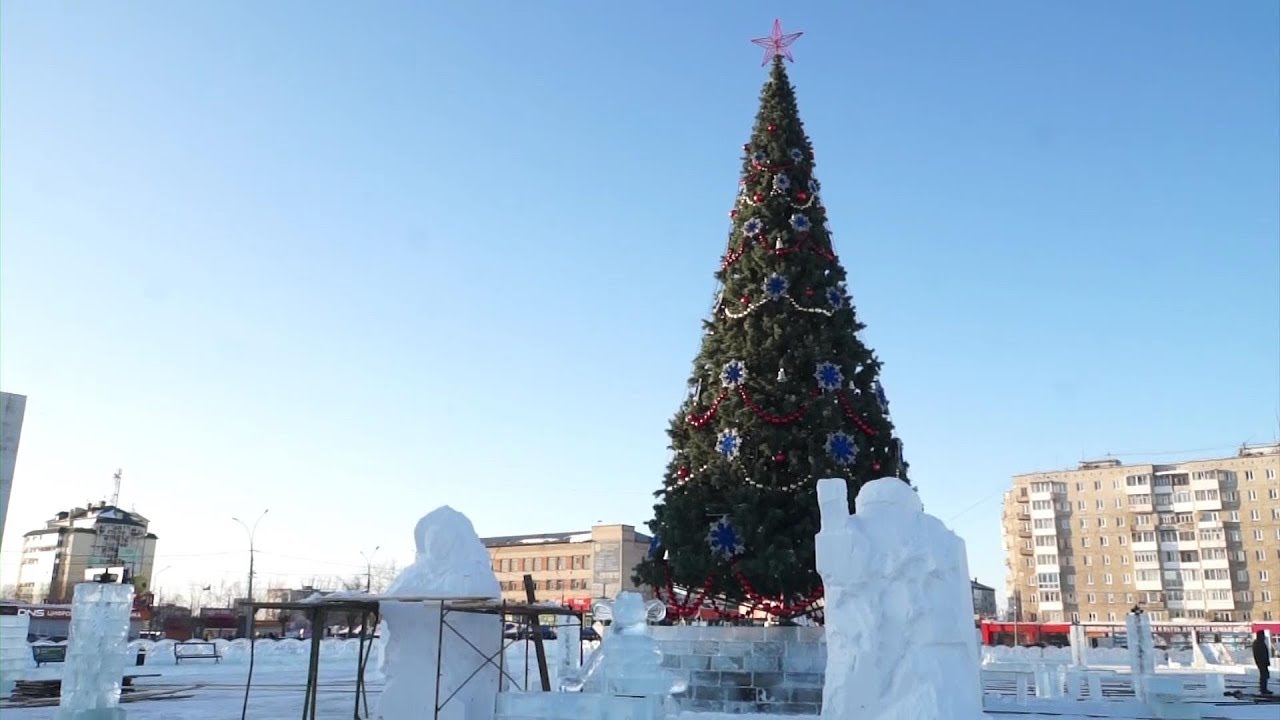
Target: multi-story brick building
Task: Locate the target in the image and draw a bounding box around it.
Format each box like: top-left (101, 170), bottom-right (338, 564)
top-left (482, 524), bottom-right (651, 610)
top-left (1002, 443), bottom-right (1280, 626)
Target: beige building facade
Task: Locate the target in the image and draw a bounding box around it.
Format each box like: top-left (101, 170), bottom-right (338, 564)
top-left (16, 503), bottom-right (158, 604)
top-left (1003, 443), bottom-right (1280, 626)
top-left (482, 524), bottom-right (652, 609)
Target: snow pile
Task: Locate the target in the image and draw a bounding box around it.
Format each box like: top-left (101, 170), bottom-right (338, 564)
top-left (816, 477), bottom-right (983, 720)
top-left (381, 506), bottom-right (501, 720)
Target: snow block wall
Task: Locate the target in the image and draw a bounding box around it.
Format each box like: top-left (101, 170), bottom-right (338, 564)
top-left (652, 625), bottom-right (826, 715)
top-left (380, 506), bottom-right (502, 720)
top-left (815, 477), bottom-right (983, 720)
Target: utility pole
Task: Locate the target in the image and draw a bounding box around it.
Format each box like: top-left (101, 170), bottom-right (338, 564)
top-left (359, 546), bottom-right (380, 593)
top-left (232, 510), bottom-right (269, 639)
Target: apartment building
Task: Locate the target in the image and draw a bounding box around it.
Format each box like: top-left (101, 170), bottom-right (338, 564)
top-left (1002, 443), bottom-right (1280, 626)
top-left (15, 503), bottom-right (158, 604)
top-left (482, 524), bottom-right (652, 609)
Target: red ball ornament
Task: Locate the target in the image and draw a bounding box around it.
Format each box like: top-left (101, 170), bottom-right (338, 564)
top-left (740, 295), bottom-right (750, 304)
top-left (677, 467), bottom-right (690, 479)
top-left (795, 191), bottom-right (809, 202)
top-left (729, 209), bottom-right (738, 219)
top-left (752, 192), bottom-right (766, 203)
top-left (872, 462), bottom-right (882, 471)
top-left (773, 452), bottom-right (787, 463)
top-left (767, 123), bottom-right (778, 133)
top-left (804, 288), bottom-right (814, 297)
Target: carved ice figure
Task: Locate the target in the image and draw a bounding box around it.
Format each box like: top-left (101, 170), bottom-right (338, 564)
top-left (560, 592), bottom-right (687, 698)
top-left (815, 477), bottom-right (983, 720)
top-left (379, 506), bottom-right (501, 720)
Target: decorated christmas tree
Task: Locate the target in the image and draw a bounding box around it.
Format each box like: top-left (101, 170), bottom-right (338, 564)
top-left (633, 21), bottom-right (910, 620)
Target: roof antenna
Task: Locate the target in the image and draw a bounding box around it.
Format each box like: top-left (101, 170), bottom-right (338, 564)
top-left (111, 468), bottom-right (123, 507)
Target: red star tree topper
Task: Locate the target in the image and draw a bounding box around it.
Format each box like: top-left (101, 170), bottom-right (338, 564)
top-left (750, 18), bottom-right (803, 66)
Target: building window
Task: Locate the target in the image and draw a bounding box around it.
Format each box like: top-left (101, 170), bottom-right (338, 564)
top-left (1268, 469), bottom-right (1277, 480)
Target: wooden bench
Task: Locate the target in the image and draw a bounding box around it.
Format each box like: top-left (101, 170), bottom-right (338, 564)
top-left (173, 641), bottom-right (221, 664)
top-left (31, 645), bottom-right (66, 667)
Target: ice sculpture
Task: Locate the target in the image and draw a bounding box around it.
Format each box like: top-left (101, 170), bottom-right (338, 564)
top-left (1126, 609), bottom-right (1155, 699)
top-left (560, 591), bottom-right (686, 698)
top-left (379, 506), bottom-right (501, 720)
top-left (815, 477), bottom-right (982, 720)
top-left (0, 608), bottom-right (32, 697)
top-left (555, 612), bottom-right (581, 683)
top-left (56, 582), bottom-right (135, 720)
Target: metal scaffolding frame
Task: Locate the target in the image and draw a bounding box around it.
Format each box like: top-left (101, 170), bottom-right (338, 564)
top-left (246, 595), bottom-right (583, 720)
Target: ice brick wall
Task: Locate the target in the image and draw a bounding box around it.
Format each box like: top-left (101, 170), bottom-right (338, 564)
top-left (1, 611), bottom-right (32, 696)
top-left (58, 583), bottom-right (134, 718)
top-left (652, 625), bottom-right (826, 715)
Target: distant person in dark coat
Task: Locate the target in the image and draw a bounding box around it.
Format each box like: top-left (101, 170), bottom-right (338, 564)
top-left (1254, 630), bottom-right (1273, 695)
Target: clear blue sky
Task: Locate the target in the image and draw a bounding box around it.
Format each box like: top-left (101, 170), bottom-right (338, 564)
top-left (3, 1), bottom-right (1277, 605)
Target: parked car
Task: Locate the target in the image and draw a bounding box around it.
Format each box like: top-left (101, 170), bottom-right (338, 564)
top-left (579, 627), bottom-right (600, 642)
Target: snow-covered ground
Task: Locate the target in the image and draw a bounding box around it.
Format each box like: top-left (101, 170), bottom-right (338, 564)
top-left (3, 637), bottom-right (1275, 720)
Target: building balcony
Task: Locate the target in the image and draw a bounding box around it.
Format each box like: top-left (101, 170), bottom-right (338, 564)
top-left (1018, 529), bottom-right (1032, 538)
top-left (1019, 547), bottom-right (1033, 556)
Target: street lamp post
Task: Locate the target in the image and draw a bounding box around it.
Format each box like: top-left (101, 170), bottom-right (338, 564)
top-left (359, 546), bottom-right (380, 593)
top-left (147, 566), bottom-right (172, 633)
top-left (232, 510), bottom-right (269, 639)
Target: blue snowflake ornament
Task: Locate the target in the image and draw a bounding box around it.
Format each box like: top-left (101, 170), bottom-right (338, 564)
top-left (789, 148), bottom-right (805, 163)
top-left (825, 286), bottom-right (845, 309)
top-left (751, 149), bottom-right (768, 165)
top-left (763, 273), bottom-right (789, 299)
top-left (716, 428), bottom-right (742, 459)
top-left (873, 381), bottom-right (890, 413)
top-left (706, 517), bottom-right (745, 561)
top-left (773, 173), bottom-right (792, 192)
top-left (790, 213), bottom-right (812, 232)
top-left (743, 217), bottom-right (764, 236)
top-left (808, 178), bottom-right (819, 195)
top-left (826, 432), bottom-right (858, 466)
top-left (648, 534), bottom-right (664, 560)
top-left (720, 360), bottom-right (747, 388)
top-left (814, 362), bottom-right (844, 392)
